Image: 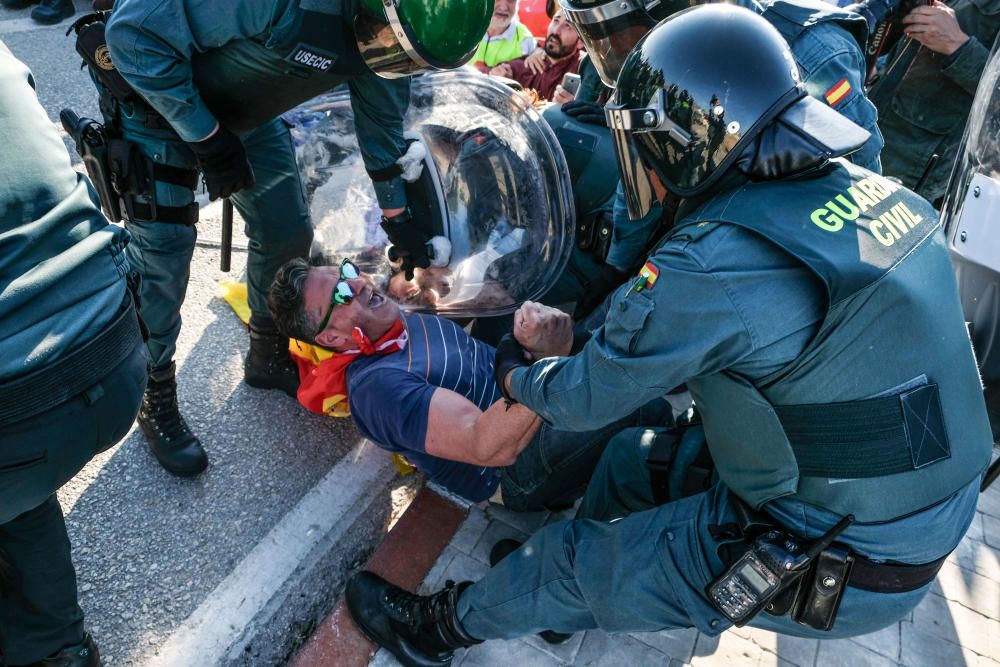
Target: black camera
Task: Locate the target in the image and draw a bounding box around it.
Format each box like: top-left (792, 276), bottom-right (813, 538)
top-left (844, 0), bottom-right (933, 78)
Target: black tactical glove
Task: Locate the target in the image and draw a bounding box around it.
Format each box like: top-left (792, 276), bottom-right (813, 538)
top-left (493, 334), bottom-right (531, 404)
top-left (381, 210), bottom-right (431, 280)
top-left (561, 100), bottom-right (608, 127)
top-left (188, 126), bottom-right (255, 200)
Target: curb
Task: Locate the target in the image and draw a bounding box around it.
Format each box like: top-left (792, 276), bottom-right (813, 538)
top-left (289, 488), bottom-right (469, 667)
top-left (146, 442), bottom-right (402, 667)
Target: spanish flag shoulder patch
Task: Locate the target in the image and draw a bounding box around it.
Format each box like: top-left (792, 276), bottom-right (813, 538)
top-left (824, 77), bottom-right (852, 107)
top-left (635, 261), bottom-right (660, 292)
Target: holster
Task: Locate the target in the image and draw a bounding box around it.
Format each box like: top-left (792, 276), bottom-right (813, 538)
top-left (60, 109), bottom-right (122, 222)
top-left (108, 139), bottom-right (199, 225)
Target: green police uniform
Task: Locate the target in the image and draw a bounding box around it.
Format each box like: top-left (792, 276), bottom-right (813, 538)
top-left (876, 0), bottom-right (1000, 203)
top-left (0, 44), bottom-right (146, 664)
top-left (102, 0), bottom-right (414, 367)
top-left (460, 158), bottom-right (990, 641)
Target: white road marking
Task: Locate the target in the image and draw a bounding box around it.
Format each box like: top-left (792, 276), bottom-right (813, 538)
top-left (147, 439), bottom-right (393, 667)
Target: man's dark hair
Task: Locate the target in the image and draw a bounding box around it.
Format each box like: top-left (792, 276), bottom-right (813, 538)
top-left (268, 258), bottom-right (318, 344)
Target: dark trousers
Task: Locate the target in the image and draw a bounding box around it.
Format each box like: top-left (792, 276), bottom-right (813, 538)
top-left (0, 340), bottom-right (146, 664)
top-left (498, 399), bottom-right (671, 512)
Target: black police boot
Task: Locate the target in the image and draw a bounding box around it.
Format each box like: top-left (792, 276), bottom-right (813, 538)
top-left (138, 362), bottom-right (208, 477)
top-left (244, 314), bottom-right (299, 397)
top-left (488, 539), bottom-right (573, 646)
top-left (25, 634), bottom-right (101, 667)
top-left (0, 0), bottom-right (38, 9)
top-left (346, 572), bottom-right (482, 667)
top-left (29, 0), bottom-right (73, 24)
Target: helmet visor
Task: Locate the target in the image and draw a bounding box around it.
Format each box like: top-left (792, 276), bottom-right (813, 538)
top-left (563, 0), bottom-right (656, 87)
top-left (355, 5), bottom-right (429, 79)
top-left (606, 91), bottom-right (693, 219)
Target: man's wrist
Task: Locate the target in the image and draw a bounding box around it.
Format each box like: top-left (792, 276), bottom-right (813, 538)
top-left (944, 34), bottom-right (972, 61)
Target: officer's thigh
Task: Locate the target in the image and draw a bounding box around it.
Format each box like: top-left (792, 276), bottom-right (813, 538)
top-left (0, 340), bottom-right (147, 525)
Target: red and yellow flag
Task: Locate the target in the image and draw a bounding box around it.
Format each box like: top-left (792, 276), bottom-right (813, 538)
top-left (635, 261), bottom-right (660, 292)
top-left (824, 78), bottom-right (852, 107)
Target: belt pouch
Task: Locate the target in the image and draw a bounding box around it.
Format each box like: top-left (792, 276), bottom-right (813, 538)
top-left (791, 544), bottom-right (854, 631)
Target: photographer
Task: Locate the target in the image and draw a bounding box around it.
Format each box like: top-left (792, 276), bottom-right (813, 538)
top-left (0, 44), bottom-right (146, 667)
top-left (874, 0), bottom-right (1000, 204)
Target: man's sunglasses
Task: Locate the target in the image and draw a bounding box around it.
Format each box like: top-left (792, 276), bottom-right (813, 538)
top-left (316, 258), bottom-right (361, 334)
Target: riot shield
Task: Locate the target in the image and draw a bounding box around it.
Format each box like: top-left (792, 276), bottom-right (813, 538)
top-left (941, 41), bottom-right (1000, 387)
top-left (286, 71), bottom-right (575, 318)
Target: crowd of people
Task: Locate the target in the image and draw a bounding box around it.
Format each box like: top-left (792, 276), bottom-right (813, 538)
top-left (1, 0), bottom-right (999, 665)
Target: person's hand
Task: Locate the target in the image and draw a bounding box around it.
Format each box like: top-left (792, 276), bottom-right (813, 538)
top-left (525, 47), bottom-right (547, 74)
top-left (902, 2), bottom-right (970, 56)
top-left (514, 301), bottom-right (573, 359)
top-left (552, 84), bottom-right (575, 105)
top-left (490, 63), bottom-right (514, 78)
top-left (561, 99), bottom-right (607, 126)
top-left (188, 124), bottom-right (255, 200)
top-left (381, 211), bottom-right (431, 280)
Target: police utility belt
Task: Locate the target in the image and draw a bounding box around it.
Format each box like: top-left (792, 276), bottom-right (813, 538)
top-left (648, 400), bottom-right (949, 631)
top-left (0, 289), bottom-right (144, 427)
top-left (704, 495), bottom-right (946, 632)
top-left (63, 13), bottom-right (200, 227)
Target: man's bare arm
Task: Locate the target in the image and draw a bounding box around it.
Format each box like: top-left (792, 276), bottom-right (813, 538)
top-left (424, 388), bottom-right (541, 467)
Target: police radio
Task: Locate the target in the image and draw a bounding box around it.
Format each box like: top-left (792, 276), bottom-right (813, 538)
top-left (707, 514), bottom-right (854, 627)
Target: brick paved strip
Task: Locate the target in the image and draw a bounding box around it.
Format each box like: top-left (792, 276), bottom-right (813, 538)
top-left (289, 488), bottom-right (468, 667)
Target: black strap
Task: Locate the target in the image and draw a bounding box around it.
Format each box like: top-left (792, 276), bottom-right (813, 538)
top-left (773, 383), bottom-right (948, 479)
top-left (0, 292), bottom-right (143, 426)
top-left (125, 200), bottom-right (199, 225)
top-left (722, 493), bottom-right (947, 595)
top-left (153, 163), bottom-right (199, 189)
top-left (848, 554), bottom-right (947, 593)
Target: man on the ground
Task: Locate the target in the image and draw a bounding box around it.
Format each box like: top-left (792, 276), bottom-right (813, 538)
top-left (268, 258), bottom-right (668, 509)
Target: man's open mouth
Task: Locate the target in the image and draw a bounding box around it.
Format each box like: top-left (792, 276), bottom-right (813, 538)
top-left (367, 289), bottom-right (386, 309)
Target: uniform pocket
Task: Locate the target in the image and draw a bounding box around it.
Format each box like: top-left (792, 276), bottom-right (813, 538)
top-left (603, 288), bottom-right (655, 357)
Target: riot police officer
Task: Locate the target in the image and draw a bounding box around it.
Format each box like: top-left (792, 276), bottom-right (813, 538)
top-left (75, 0), bottom-right (488, 476)
top-left (0, 44), bottom-right (147, 667)
top-left (532, 0), bottom-right (888, 327)
top-left (343, 7), bottom-right (993, 664)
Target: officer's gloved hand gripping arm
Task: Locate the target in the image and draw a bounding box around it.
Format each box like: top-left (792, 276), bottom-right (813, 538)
top-left (350, 73), bottom-right (432, 279)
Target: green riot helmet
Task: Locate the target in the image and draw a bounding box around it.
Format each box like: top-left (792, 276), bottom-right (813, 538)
top-left (607, 4), bottom-right (869, 219)
top-left (561, 0), bottom-right (690, 87)
top-left (355, 0), bottom-right (492, 78)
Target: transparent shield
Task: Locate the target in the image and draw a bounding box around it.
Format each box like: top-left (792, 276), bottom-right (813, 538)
top-left (285, 71), bottom-right (575, 318)
top-left (941, 41), bottom-right (1000, 385)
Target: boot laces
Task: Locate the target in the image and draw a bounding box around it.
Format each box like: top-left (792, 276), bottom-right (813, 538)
top-left (141, 379), bottom-right (192, 441)
top-left (383, 580), bottom-right (458, 630)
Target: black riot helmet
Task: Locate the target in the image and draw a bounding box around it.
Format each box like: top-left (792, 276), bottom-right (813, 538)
top-left (606, 4), bottom-right (869, 219)
top-left (561, 0), bottom-right (691, 87)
